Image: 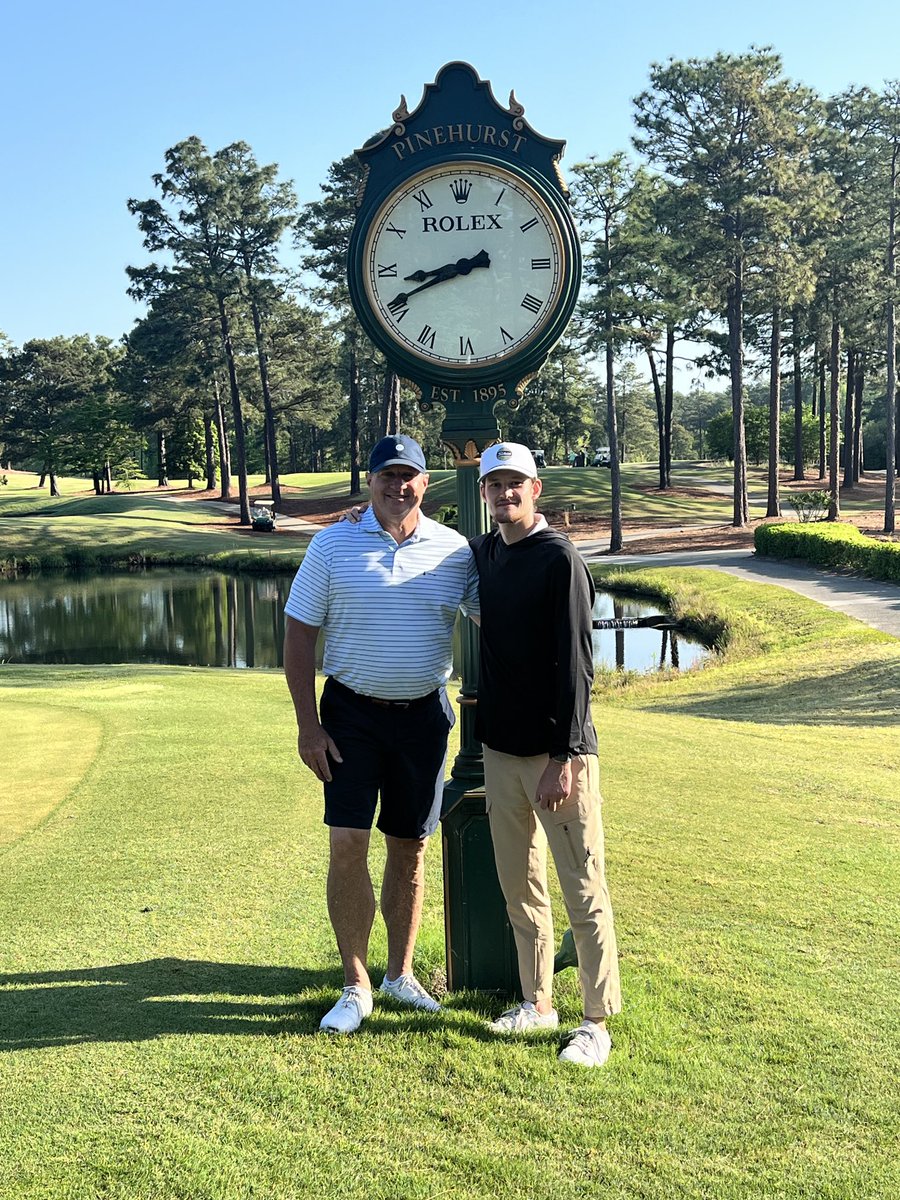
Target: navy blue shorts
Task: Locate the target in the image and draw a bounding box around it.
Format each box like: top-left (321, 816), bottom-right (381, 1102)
top-left (319, 678), bottom-right (452, 839)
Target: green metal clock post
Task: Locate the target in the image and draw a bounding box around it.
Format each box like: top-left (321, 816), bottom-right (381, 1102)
top-left (346, 62), bottom-right (582, 991)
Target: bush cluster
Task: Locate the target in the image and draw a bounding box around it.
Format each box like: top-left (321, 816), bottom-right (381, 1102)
top-left (755, 521), bottom-right (900, 582)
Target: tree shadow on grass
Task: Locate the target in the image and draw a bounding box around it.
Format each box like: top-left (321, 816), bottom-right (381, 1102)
top-left (653, 658), bottom-right (900, 727)
top-left (0, 958), bottom-right (345, 1051)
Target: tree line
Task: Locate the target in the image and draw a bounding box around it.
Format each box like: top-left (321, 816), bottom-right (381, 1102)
top-left (1, 47), bottom-right (898, 538)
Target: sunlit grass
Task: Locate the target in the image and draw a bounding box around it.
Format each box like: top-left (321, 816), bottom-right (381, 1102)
top-left (1, 571), bottom-right (898, 1198)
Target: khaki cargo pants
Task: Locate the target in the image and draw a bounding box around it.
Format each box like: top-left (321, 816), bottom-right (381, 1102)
top-left (482, 747), bottom-right (622, 1020)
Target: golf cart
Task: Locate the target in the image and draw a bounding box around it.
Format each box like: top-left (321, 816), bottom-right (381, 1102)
top-left (250, 501), bottom-right (276, 532)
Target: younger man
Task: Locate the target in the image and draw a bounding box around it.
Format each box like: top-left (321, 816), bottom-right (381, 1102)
top-left (471, 443), bottom-right (621, 1067)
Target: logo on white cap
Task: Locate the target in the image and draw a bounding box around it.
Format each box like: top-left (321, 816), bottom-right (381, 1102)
top-left (478, 442), bottom-right (539, 480)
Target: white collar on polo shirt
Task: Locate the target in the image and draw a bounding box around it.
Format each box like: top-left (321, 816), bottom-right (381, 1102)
top-left (526, 515), bottom-right (549, 537)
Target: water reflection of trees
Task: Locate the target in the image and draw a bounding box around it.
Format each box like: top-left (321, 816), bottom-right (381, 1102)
top-left (596, 597), bottom-right (698, 674)
top-left (0, 573), bottom-right (293, 669)
top-left (0, 574), bottom-right (698, 674)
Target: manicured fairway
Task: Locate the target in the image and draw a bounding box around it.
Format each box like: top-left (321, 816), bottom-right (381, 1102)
top-left (1, 569), bottom-right (898, 1199)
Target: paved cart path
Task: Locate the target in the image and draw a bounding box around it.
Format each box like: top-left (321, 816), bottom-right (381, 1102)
top-left (579, 544), bottom-right (900, 639)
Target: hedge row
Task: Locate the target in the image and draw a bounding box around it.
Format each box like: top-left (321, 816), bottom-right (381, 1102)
top-left (754, 521), bottom-right (900, 582)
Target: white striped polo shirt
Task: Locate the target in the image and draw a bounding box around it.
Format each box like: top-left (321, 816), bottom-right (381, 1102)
top-left (284, 507), bottom-right (479, 699)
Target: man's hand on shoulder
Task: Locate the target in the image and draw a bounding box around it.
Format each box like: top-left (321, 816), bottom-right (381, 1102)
top-left (535, 758), bottom-right (572, 811)
top-left (339, 503), bottom-right (368, 524)
top-left (298, 724), bottom-right (343, 783)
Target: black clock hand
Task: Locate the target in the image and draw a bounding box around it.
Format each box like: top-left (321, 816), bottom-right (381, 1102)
top-left (403, 249), bottom-right (490, 283)
top-left (391, 251), bottom-right (490, 308)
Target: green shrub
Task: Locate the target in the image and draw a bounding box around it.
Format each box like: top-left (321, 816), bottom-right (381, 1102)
top-left (433, 504), bottom-right (459, 530)
top-left (786, 489), bottom-right (830, 522)
top-left (754, 521), bottom-right (900, 582)
top-left (63, 546), bottom-right (101, 572)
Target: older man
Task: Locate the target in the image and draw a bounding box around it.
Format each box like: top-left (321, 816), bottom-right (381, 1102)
top-left (283, 435), bottom-right (478, 1035)
top-left (472, 443), bottom-right (621, 1067)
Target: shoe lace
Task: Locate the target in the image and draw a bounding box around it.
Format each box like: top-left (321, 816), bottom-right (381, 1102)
top-left (563, 1027), bottom-right (597, 1054)
top-left (399, 975), bottom-right (430, 1001)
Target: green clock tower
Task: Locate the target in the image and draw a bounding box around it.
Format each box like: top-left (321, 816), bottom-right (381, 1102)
top-left (347, 62), bottom-right (582, 989)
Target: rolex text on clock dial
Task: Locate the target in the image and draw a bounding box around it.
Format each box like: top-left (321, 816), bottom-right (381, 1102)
top-left (363, 162), bottom-right (566, 370)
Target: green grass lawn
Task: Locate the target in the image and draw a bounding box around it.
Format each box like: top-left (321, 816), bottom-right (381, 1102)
top-left (1, 569), bottom-right (898, 1199)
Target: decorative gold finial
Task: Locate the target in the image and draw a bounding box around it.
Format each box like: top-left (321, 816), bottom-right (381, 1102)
top-left (392, 95), bottom-right (410, 124)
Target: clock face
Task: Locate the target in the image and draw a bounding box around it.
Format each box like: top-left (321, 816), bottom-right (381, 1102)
top-left (362, 162), bottom-right (567, 370)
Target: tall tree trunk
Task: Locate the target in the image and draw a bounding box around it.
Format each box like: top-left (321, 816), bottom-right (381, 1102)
top-left (104, 461), bottom-right (113, 493)
top-left (49, 470), bottom-right (60, 498)
top-left (886, 298), bottom-right (897, 533)
top-left (853, 357), bottom-right (865, 481)
top-left (217, 298), bottom-right (250, 524)
top-left (605, 330), bottom-right (623, 552)
top-left (827, 317), bottom-right (841, 522)
top-left (766, 304), bottom-right (781, 518)
top-left (157, 431), bottom-right (169, 488)
top-left (213, 377), bottom-right (231, 499)
top-left (663, 322), bottom-right (674, 488)
top-left (727, 253), bottom-right (749, 526)
top-left (842, 348), bottom-right (855, 491)
top-left (817, 349), bottom-right (827, 481)
top-left (349, 349), bottom-right (361, 496)
top-left (203, 412), bottom-right (216, 491)
top-left (247, 294), bottom-right (282, 510)
top-left (792, 307), bottom-right (804, 481)
top-left (380, 371), bottom-right (401, 436)
top-left (885, 142), bottom-right (898, 533)
top-left (645, 344), bottom-right (666, 489)
top-left (92, 471), bottom-right (102, 496)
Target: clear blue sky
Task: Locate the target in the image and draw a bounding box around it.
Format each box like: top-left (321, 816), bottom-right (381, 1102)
top-left (3, 0), bottom-right (898, 351)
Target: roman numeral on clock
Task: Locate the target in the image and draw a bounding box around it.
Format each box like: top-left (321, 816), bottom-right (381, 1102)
top-left (412, 190), bottom-right (433, 211)
top-left (387, 296), bottom-right (409, 321)
top-left (418, 324), bottom-right (437, 349)
top-left (377, 263), bottom-right (398, 277)
top-left (531, 258), bottom-right (551, 270)
top-left (520, 217), bottom-right (539, 233)
top-left (500, 327), bottom-right (514, 345)
top-left (521, 293), bottom-right (543, 314)
top-left (386, 223), bottom-right (406, 238)
top-left (459, 335), bottom-right (474, 356)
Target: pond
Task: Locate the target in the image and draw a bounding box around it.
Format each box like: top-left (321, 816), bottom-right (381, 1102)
top-left (0, 570), bottom-right (709, 673)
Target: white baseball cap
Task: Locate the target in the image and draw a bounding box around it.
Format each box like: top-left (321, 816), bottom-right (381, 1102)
top-left (478, 443), bottom-right (539, 480)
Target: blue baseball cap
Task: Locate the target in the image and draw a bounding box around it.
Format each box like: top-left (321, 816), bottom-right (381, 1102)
top-left (368, 435), bottom-right (428, 475)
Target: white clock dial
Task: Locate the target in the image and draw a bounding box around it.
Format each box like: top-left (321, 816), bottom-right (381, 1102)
top-left (363, 162), bottom-right (566, 370)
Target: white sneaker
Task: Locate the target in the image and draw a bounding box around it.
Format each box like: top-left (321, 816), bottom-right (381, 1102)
top-left (488, 1001), bottom-right (559, 1035)
top-left (319, 985), bottom-right (373, 1034)
top-left (558, 1021), bottom-right (612, 1067)
top-left (379, 973), bottom-right (441, 1012)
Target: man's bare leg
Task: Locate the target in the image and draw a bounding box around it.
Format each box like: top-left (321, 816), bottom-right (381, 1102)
top-left (327, 827), bottom-right (375, 988)
top-left (381, 835), bottom-right (427, 979)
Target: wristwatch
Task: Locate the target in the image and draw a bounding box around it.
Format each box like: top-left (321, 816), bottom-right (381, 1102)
top-left (550, 752), bottom-right (572, 764)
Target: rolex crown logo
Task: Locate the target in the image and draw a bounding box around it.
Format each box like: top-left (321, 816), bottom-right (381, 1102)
top-left (451, 178), bottom-right (472, 204)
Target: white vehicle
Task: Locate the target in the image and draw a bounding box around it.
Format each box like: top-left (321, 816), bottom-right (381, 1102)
top-left (592, 446), bottom-right (611, 467)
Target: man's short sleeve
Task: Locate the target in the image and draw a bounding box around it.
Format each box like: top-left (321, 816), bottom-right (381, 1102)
top-left (284, 532), bottom-right (332, 626)
top-left (461, 546), bottom-right (480, 619)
